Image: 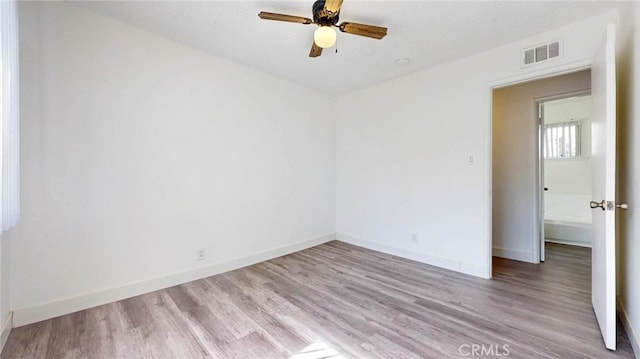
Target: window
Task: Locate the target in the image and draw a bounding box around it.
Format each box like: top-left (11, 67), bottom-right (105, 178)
top-left (543, 121), bottom-right (581, 159)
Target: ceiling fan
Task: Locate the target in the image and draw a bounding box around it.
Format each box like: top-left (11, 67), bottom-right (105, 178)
top-left (258, 0), bottom-right (388, 58)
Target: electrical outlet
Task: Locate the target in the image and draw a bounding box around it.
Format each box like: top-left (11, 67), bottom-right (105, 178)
top-left (197, 248), bottom-right (206, 261)
top-left (411, 233), bottom-right (419, 242)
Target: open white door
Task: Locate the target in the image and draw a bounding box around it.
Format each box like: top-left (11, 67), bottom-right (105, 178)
top-left (590, 24), bottom-right (617, 350)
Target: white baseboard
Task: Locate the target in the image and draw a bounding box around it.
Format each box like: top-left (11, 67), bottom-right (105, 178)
top-left (618, 297), bottom-right (640, 359)
top-left (12, 233), bottom-right (335, 327)
top-left (492, 247), bottom-right (533, 263)
top-left (0, 312), bottom-right (12, 353)
top-left (336, 233), bottom-right (487, 279)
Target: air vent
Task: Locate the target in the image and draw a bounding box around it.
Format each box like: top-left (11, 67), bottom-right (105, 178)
top-left (548, 42), bottom-right (560, 58)
top-left (524, 49), bottom-right (535, 65)
top-left (522, 40), bottom-right (562, 67)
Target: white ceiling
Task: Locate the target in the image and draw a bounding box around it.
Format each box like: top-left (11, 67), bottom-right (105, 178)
top-left (70, 1), bottom-right (626, 94)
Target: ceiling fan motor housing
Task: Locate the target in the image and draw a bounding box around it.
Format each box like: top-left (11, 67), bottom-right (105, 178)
top-left (313, 0), bottom-right (339, 26)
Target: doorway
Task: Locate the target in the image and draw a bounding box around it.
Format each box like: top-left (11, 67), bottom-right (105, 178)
top-left (492, 70), bottom-right (591, 264)
top-left (539, 94), bottom-right (593, 262)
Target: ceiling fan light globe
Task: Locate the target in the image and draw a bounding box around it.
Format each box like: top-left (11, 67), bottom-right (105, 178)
top-left (314, 26), bottom-right (336, 48)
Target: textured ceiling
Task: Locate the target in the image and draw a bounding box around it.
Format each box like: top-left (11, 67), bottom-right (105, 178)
top-left (70, 1), bottom-right (625, 94)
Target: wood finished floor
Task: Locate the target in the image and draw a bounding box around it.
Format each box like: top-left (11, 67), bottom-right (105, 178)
top-left (1, 241), bottom-right (635, 358)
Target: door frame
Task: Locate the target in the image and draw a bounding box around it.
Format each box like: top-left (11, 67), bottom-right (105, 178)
top-left (535, 90), bottom-right (592, 263)
top-left (485, 59), bottom-right (592, 278)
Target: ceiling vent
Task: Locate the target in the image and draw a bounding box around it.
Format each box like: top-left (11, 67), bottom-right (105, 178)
top-left (522, 40), bottom-right (562, 67)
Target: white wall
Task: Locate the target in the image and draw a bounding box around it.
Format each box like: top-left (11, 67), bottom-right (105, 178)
top-left (12, 2), bottom-right (335, 325)
top-left (617, 1), bottom-right (640, 356)
top-left (543, 96), bottom-right (593, 224)
top-left (336, 12), bottom-right (618, 278)
top-left (492, 71), bottom-right (591, 262)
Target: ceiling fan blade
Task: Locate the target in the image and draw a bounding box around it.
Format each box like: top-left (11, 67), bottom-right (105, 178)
top-left (258, 11), bottom-right (313, 25)
top-left (324, 0), bottom-right (344, 15)
top-left (338, 22), bottom-right (387, 39)
top-left (309, 42), bottom-right (323, 58)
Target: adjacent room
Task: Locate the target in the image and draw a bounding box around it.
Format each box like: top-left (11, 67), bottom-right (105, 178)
top-left (1, 1), bottom-right (639, 358)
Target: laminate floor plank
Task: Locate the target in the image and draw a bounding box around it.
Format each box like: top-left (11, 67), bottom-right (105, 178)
top-left (1, 242), bottom-right (635, 358)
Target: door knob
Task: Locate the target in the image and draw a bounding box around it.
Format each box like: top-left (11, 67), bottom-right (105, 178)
top-left (590, 200), bottom-right (606, 211)
top-left (590, 200), bottom-right (628, 211)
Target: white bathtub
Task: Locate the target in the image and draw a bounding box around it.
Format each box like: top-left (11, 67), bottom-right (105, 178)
top-left (544, 219), bottom-right (592, 247)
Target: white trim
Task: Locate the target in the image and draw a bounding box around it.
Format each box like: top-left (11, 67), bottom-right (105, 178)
top-left (485, 58), bottom-right (594, 278)
top-left (618, 297), bottom-right (640, 358)
top-left (0, 0), bottom-right (21, 234)
top-left (0, 311), bottom-right (11, 353)
top-left (336, 233), bottom-right (487, 279)
top-left (489, 59), bottom-right (592, 91)
top-left (492, 247), bottom-right (534, 263)
top-left (12, 233), bottom-right (335, 327)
